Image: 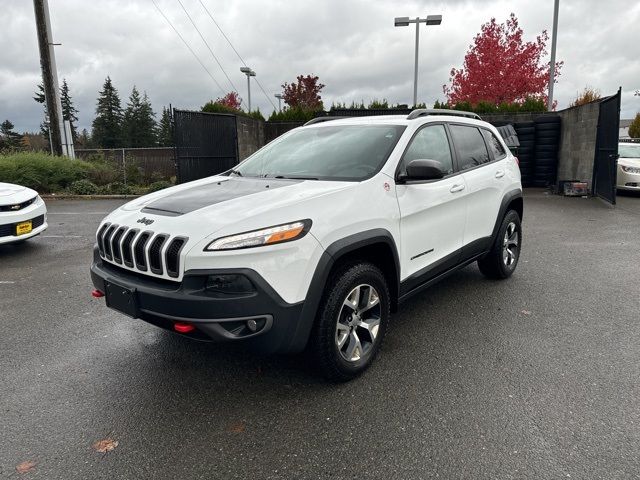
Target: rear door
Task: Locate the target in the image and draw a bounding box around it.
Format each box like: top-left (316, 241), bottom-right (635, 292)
top-left (395, 123), bottom-right (467, 289)
top-left (449, 124), bottom-right (507, 254)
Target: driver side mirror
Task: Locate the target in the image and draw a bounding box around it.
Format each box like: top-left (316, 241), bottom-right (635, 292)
top-left (401, 159), bottom-right (446, 182)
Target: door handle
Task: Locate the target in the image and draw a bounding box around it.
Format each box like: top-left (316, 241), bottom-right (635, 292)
top-left (450, 184), bottom-right (465, 193)
top-left (495, 170), bottom-right (505, 178)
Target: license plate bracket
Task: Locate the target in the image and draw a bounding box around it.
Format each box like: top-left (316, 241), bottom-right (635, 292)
top-left (105, 281), bottom-right (139, 318)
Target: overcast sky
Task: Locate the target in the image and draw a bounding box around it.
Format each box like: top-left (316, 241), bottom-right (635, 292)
top-left (1, 0), bottom-right (639, 133)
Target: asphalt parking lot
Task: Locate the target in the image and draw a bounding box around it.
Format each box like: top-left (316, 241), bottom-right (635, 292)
top-left (1, 191), bottom-right (639, 479)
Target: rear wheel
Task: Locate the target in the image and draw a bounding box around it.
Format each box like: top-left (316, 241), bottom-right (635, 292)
top-left (478, 210), bottom-right (522, 279)
top-left (310, 262), bottom-right (390, 382)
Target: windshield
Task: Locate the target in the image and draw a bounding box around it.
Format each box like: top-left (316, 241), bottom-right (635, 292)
top-left (233, 124), bottom-right (406, 181)
top-left (619, 144), bottom-right (640, 158)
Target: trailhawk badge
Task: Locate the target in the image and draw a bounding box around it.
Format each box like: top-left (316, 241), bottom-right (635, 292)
top-left (136, 217), bottom-right (154, 226)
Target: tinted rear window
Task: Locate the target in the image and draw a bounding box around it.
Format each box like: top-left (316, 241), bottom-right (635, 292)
top-left (450, 125), bottom-right (490, 170)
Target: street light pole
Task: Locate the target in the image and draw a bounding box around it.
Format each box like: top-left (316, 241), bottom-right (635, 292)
top-left (395, 14), bottom-right (442, 107)
top-left (547, 0), bottom-right (560, 111)
top-left (274, 93), bottom-right (284, 112)
top-left (240, 67), bottom-right (256, 112)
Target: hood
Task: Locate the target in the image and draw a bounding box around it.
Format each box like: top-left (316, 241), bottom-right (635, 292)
top-left (0, 182), bottom-right (27, 198)
top-left (106, 176), bottom-right (356, 240)
top-left (140, 176), bottom-right (303, 216)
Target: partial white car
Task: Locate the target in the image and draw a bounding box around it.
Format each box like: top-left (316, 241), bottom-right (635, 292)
top-left (617, 141), bottom-right (640, 191)
top-left (0, 183), bottom-right (47, 245)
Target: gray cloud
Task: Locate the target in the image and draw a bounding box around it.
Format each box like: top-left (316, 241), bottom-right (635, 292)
top-left (1, 0), bottom-right (638, 133)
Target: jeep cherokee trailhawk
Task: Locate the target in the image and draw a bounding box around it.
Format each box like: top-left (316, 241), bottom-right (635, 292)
top-left (90, 109), bottom-right (523, 381)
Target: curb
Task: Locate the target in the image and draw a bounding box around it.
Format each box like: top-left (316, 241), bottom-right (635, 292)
top-left (41, 194), bottom-right (142, 200)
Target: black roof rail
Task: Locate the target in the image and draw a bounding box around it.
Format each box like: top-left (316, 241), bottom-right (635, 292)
top-left (303, 116), bottom-right (350, 126)
top-left (407, 109), bottom-right (481, 121)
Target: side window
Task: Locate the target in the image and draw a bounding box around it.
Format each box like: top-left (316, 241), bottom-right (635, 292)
top-left (449, 125), bottom-right (490, 170)
top-left (482, 129), bottom-right (507, 159)
top-left (400, 125), bottom-right (454, 176)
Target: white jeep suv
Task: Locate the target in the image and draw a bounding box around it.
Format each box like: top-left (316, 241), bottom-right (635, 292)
top-left (91, 110), bottom-right (522, 381)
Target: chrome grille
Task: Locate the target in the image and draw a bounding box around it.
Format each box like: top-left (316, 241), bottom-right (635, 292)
top-left (96, 224), bottom-right (187, 279)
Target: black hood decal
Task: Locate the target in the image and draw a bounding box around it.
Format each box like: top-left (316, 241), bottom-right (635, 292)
top-left (141, 177), bottom-right (300, 216)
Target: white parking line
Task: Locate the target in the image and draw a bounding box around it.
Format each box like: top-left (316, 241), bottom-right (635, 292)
top-left (48, 212), bottom-right (110, 215)
top-left (42, 235), bottom-right (84, 238)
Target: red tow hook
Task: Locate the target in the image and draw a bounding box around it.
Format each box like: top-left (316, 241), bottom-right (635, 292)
top-left (91, 289), bottom-right (105, 298)
top-left (174, 322), bottom-right (195, 334)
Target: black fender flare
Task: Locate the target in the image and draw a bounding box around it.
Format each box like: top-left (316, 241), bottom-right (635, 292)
top-left (285, 228), bottom-right (400, 353)
top-left (489, 189), bottom-right (523, 245)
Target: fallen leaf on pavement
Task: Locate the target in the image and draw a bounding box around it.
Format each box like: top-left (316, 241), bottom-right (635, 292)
top-left (521, 310), bottom-right (531, 315)
top-left (92, 438), bottom-right (119, 453)
top-left (16, 460), bottom-right (36, 474)
top-left (228, 422), bottom-right (245, 433)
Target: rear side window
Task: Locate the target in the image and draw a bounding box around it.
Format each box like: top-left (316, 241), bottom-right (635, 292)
top-left (449, 125), bottom-right (490, 170)
top-left (400, 124), bottom-right (454, 175)
top-left (482, 129), bottom-right (507, 158)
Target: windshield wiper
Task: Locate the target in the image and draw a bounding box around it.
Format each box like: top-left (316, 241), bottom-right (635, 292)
top-left (273, 175), bottom-right (318, 180)
top-left (229, 169), bottom-right (243, 177)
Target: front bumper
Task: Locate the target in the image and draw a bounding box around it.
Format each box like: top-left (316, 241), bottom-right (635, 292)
top-left (90, 248), bottom-right (306, 354)
top-left (0, 202), bottom-right (48, 244)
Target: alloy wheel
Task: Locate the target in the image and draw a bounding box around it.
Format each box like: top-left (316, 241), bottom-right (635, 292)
top-left (502, 222), bottom-right (519, 267)
top-left (335, 284), bottom-right (381, 363)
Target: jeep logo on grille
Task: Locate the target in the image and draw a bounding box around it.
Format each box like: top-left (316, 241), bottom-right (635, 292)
top-left (137, 217), bottom-right (154, 226)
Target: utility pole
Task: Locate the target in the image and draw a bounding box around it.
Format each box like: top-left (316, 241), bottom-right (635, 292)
top-left (547, 0), bottom-right (560, 111)
top-left (33, 0), bottom-right (65, 156)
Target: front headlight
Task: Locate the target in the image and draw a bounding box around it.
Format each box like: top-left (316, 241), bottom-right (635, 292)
top-left (621, 165), bottom-right (640, 174)
top-left (204, 219), bottom-right (312, 251)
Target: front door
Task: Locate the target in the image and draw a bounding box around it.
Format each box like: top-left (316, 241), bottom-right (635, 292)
top-left (395, 124), bottom-right (467, 292)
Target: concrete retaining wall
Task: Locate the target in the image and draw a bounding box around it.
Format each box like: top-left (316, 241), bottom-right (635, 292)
top-left (236, 116), bottom-right (264, 161)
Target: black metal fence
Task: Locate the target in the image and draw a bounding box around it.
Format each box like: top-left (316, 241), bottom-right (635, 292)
top-left (173, 109), bottom-right (238, 183)
top-left (592, 88), bottom-right (621, 204)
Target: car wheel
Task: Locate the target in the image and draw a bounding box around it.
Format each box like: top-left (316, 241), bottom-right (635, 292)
top-left (310, 262), bottom-right (390, 382)
top-left (478, 210), bottom-right (522, 280)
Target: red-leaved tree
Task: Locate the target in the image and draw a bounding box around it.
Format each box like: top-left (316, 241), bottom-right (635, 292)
top-left (216, 91), bottom-right (242, 110)
top-left (443, 14), bottom-right (563, 107)
top-left (282, 75), bottom-right (325, 110)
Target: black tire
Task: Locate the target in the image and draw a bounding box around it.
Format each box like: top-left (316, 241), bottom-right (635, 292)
top-left (310, 262), bottom-right (390, 382)
top-left (478, 210), bottom-right (522, 279)
top-left (534, 115), bottom-right (561, 124)
top-left (516, 126), bottom-right (535, 136)
top-left (535, 123), bottom-right (561, 132)
top-left (535, 145), bottom-right (559, 153)
top-left (536, 130), bottom-right (560, 140)
top-left (515, 121), bottom-right (535, 129)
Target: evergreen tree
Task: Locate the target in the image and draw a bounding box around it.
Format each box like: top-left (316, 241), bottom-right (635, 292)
top-left (33, 83), bottom-right (50, 148)
top-left (157, 106), bottom-right (172, 146)
top-left (0, 120), bottom-right (23, 150)
top-left (77, 128), bottom-right (91, 148)
top-left (91, 76), bottom-right (123, 148)
top-left (122, 86), bottom-right (157, 147)
top-left (60, 78), bottom-right (79, 141)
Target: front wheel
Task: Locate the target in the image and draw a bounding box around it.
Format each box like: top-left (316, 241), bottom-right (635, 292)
top-left (477, 210), bottom-right (522, 279)
top-left (310, 262), bottom-right (390, 382)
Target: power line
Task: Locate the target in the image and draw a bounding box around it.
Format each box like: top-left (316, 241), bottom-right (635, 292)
top-left (176, 0), bottom-right (243, 104)
top-left (198, 0), bottom-right (278, 111)
top-left (151, 0), bottom-right (226, 98)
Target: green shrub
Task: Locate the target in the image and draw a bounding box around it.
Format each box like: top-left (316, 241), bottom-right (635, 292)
top-left (0, 152), bottom-right (92, 193)
top-left (147, 180), bottom-right (172, 193)
top-left (70, 179), bottom-right (98, 195)
top-left (86, 161), bottom-right (120, 186)
top-left (268, 106), bottom-right (319, 122)
top-left (100, 182), bottom-right (133, 195)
